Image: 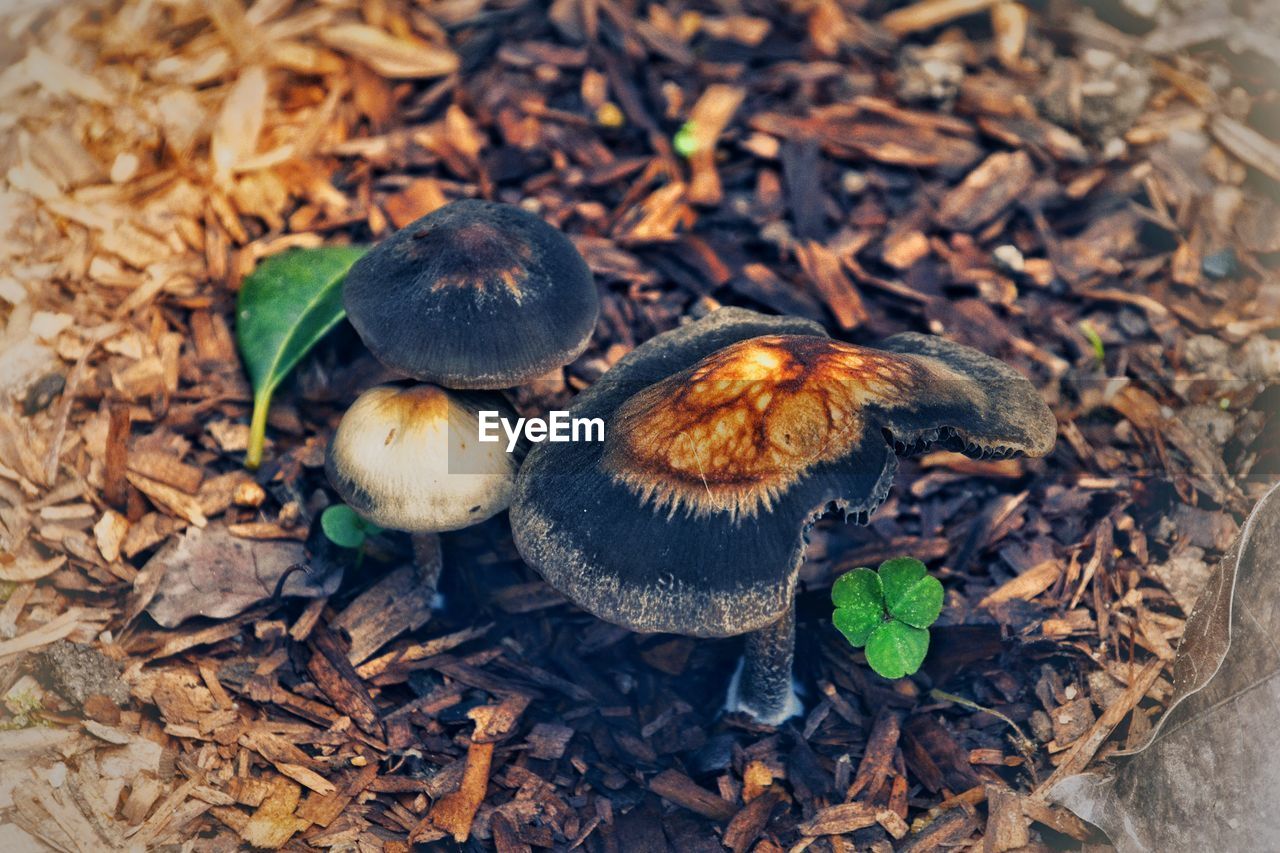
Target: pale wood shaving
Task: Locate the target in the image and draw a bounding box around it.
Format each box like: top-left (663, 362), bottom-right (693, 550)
top-left (0, 607), bottom-right (88, 661)
top-left (318, 24), bottom-right (459, 79)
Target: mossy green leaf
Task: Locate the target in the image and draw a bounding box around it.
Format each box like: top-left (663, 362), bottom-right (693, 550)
top-left (236, 246), bottom-right (367, 468)
top-left (673, 121), bottom-right (698, 158)
top-left (865, 620), bottom-right (930, 679)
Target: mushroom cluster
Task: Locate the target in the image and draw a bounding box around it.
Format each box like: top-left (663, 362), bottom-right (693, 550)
top-left (326, 200), bottom-right (599, 561)
top-left (509, 307), bottom-right (1055, 724)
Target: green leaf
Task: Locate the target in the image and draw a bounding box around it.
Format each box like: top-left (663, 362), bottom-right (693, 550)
top-left (831, 569), bottom-right (885, 647)
top-left (877, 557), bottom-right (926, 603)
top-left (878, 557), bottom-right (944, 629)
top-left (865, 620), bottom-right (930, 679)
top-left (833, 603), bottom-right (883, 648)
top-left (320, 505), bottom-right (369, 550)
top-left (834, 571), bottom-right (885, 645)
top-left (878, 557), bottom-right (944, 628)
top-left (832, 568), bottom-right (883, 609)
top-left (887, 572), bottom-right (944, 629)
top-left (236, 246), bottom-right (367, 468)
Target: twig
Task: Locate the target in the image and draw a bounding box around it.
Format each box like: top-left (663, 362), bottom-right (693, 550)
top-left (930, 688), bottom-right (1038, 784)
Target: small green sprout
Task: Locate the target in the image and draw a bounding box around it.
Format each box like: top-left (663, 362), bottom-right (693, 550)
top-left (320, 504), bottom-right (382, 566)
top-left (1078, 320), bottom-right (1105, 364)
top-left (673, 120), bottom-right (699, 158)
top-left (831, 557), bottom-right (944, 679)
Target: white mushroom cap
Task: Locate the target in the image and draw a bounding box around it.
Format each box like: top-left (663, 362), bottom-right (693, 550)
top-left (325, 383), bottom-right (517, 532)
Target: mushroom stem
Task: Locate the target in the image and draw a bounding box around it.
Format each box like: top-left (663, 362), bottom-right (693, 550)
top-left (726, 601), bottom-right (803, 725)
top-left (411, 532), bottom-right (444, 604)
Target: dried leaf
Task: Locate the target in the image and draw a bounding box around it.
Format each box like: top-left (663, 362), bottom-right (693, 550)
top-left (684, 84), bottom-right (745, 205)
top-left (143, 524), bottom-right (340, 628)
top-left (799, 801), bottom-right (879, 835)
top-left (427, 740), bottom-right (493, 841)
top-left (1051, 482), bottom-right (1280, 851)
top-left (882, 0), bottom-right (1003, 36)
top-left (649, 769), bottom-right (737, 821)
top-left (25, 47), bottom-right (113, 104)
top-left (1211, 115), bottom-right (1280, 184)
top-left (795, 240), bottom-right (870, 330)
top-left (240, 776), bottom-right (307, 849)
top-left (935, 150), bottom-right (1035, 231)
top-left (127, 472), bottom-right (207, 527)
top-left (93, 510), bottom-right (129, 563)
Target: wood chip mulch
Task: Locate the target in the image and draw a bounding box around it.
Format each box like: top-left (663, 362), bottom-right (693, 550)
top-left (0, 0), bottom-right (1276, 850)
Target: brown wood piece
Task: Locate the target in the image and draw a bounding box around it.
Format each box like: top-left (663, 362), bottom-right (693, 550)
top-left (104, 401), bottom-right (131, 510)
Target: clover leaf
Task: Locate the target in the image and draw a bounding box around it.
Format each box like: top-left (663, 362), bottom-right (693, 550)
top-left (831, 569), bottom-right (883, 646)
top-left (831, 557), bottom-right (944, 679)
top-left (865, 620), bottom-right (930, 680)
top-left (879, 556), bottom-right (945, 628)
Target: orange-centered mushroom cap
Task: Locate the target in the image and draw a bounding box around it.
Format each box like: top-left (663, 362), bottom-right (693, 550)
top-left (602, 335), bottom-right (933, 520)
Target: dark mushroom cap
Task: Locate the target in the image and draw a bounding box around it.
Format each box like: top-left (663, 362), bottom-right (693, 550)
top-left (343, 199), bottom-right (599, 389)
top-left (326, 383), bottom-right (518, 532)
top-left (510, 308), bottom-right (1055, 638)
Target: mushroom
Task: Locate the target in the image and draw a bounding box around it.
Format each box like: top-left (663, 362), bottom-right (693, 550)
top-left (326, 383), bottom-right (519, 587)
top-left (342, 199), bottom-right (599, 390)
top-left (510, 308), bottom-right (1055, 724)
top-left (327, 383), bottom-right (518, 531)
